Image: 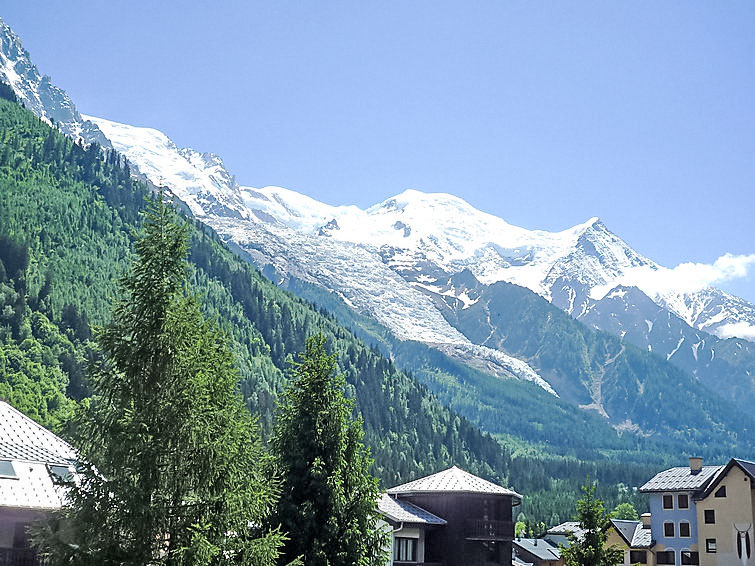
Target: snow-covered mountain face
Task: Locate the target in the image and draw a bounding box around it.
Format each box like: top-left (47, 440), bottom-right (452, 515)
top-left (3, 12), bottom-right (751, 404)
top-left (0, 18), bottom-right (109, 147)
top-left (78, 115), bottom-right (755, 402)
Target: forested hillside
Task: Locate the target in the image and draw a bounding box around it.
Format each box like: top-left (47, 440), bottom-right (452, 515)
top-left (0, 94), bottom-right (695, 523)
top-left (0, 95), bottom-right (506, 488)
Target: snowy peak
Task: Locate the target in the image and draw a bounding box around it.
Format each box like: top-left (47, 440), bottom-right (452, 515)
top-left (0, 18), bottom-right (109, 147)
top-left (84, 115), bottom-right (250, 221)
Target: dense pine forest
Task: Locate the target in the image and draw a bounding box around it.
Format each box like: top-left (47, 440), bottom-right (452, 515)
top-left (0, 91), bottom-right (678, 523)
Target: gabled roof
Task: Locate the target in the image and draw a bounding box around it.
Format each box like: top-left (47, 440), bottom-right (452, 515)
top-left (0, 402), bottom-right (76, 463)
top-left (639, 465), bottom-right (722, 493)
top-left (610, 519), bottom-right (638, 546)
top-left (696, 458), bottom-right (755, 500)
top-left (0, 401), bottom-right (77, 510)
top-left (513, 538), bottom-right (561, 561)
top-left (547, 521), bottom-right (586, 541)
top-left (609, 519), bottom-right (652, 549)
top-left (377, 493), bottom-right (446, 525)
top-left (387, 466), bottom-right (522, 501)
top-left (630, 525), bottom-right (652, 549)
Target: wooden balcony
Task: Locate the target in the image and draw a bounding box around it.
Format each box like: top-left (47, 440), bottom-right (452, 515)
top-left (0, 548), bottom-right (47, 566)
top-left (464, 519), bottom-right (514, 541)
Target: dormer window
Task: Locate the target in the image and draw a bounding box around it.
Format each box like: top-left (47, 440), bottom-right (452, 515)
top-left (714, 485), bottom-right (726, 498)
top-left (48, 464), bottom-right (73, 482)
top-left (0, 460), bottom-right (17, 479)
top-left (663, 494), bottom-right (674, 509)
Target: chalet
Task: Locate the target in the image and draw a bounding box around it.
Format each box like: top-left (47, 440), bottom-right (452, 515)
top-left (605, 516), bottom-right (653, 565)
top-left (378, 465), bottom-right (522, 566)
top-left (0, 401), bottom-right (77, 564)
top-left (639, 457), bottom-right (723, 566)
top-left (693, 458), bottom-right (755, 566)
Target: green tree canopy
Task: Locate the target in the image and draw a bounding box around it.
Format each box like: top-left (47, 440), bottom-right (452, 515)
top-left (271, 334), bottom-right (387, 566)
top-left (560, 482), bottom-right (623, 566)
top-left (37, 197), bottom-right (284, 565)
top-left (612, 502), bottom-right (639, 521)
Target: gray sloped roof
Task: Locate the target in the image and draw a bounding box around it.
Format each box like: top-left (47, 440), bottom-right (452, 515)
top-left (610, 519), bottom-right (639, 546)
top-left (639, 465), bottom-right (722, 493)
top-left (547, 521), bottom-right (586, 540)
top-left (609, 520), bottom-right (652, 549)
top-left (0, 402), bottom-right (76, 462)
top-left (377, 493), bottom-right (446, 525)
top-left (0, 401), bottom-right (77, 509)
top-left (387, 466), bottom-right (522, 500)
top-left (630, 525), bottom-right (652, 548)
top-left (513, 538), bottom-right (561, 561)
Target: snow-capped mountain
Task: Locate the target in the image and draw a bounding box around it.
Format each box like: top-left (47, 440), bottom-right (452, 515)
top-left (2, 13), bottom-right (752, 411)
top-left (80, 115), bottom-right (755, 406)
top-left (0, 18), bottom-right (108, 147)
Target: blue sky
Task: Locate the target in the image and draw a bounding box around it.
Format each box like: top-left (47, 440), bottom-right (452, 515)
top-left (3, 1), bottom-right (754, 301)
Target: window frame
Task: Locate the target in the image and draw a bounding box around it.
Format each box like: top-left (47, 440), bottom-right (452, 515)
top-left (629, 550), bottom-right (648, 564)
top-left (677, 493), bottom-right (689, 509)
top-left (664, 521), bottom-right (676, 538)
top-left (663, 494), bottom-right (674, 510)
top-left (714, 485), bottom-right (727, 498)
top-left (679, 521), bottom-right (691, 538)
top-left (705, 538), bottom-right (717, 553)
top-left (704, 509), bottom-right (715, 524)
top-left (657, 549), bottom-right (676, 565)
top-left (681, 550), bottom-right (699, 565)
top-left (394, 536), bottom-right (418, 563)
top-left (0, 460), bottom-right (18, 479)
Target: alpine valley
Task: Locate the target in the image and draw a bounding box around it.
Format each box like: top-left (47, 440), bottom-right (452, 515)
top-left (1, 15), bottom-right (754, 525)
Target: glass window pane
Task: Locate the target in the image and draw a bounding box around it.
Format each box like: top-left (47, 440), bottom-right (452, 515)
top-left (0, 460), bottom-right (17, 478)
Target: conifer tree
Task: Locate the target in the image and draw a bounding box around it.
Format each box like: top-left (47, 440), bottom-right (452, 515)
top-left (560, 482), bottom-right (623, 566)
top-left (37, 196), bottom-right (284, 565)
top-left (271, 334), bottom-right (387, 566)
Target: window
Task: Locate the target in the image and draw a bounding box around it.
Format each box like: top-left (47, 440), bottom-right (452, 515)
top-left (681, 551), bottom-right (699, 565)
top-left (657, 550), bottom-right (676, 564)
top-left (48, 464), bottom-right (73, 482)
top-left (678, 494), bottom-right (689, 509)
top-left (630, 550), bottom-right (648, 564)
top-left (0, 460), bottom-right (17, 479)
top-left (679, 522), bottom-right (691, 537)
top-left (664, 522), bottom-right (675, 538)
top-left (704, 509), bottom-right (715, 524)
top-left (663, 494), bottom-right (674, 509)
top-left (394, 537), bottom-right (417, 562)
top-left (714, 485), bottom-right (727, 497)
top-left (706, 539), bottom-right (717, 553)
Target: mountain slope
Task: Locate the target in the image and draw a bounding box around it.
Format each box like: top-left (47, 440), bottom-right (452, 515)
top-left (81, 113), bottom-right (755, 440)
top-left (0, 95), bottom-right (514, 488)
top-left (0, 17), bottom-right (108, 146)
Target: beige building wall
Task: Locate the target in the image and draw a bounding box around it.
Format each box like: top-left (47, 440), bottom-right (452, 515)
top-left (696, 465), bottom-right (755, 566)
top-left (605, 527), bottom-right (654, 566)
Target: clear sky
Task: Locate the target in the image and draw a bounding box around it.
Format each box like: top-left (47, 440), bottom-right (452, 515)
top-left (3, 1), bottom-right (754, 301)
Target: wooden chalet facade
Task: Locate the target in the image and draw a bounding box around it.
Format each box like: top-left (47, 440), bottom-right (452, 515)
top-left (378, 466), bottom-right (522, 566)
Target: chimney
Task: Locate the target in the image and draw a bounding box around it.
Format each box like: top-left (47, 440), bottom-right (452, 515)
top-left (641, 513), bottom-right (651, 529)
top-left (689, 457), bottom-right (703, 474)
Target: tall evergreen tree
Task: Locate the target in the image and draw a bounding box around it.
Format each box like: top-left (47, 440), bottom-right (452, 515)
top-left (271, 334), bottom-right (387, 566)
top-left (37, 196), bottom-right (284, 565)
top-left (560, 482), bottom-right (623, 566)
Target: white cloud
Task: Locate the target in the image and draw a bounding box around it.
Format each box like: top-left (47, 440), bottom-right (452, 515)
top-left (714, 322), bottom-right (755, 341)
top-left (590, 253), bottom-right (755, 300)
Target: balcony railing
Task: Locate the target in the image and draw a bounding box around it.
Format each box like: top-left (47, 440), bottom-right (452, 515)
top-left (0, 548), bottom-right (46, 566)
top-left (464, 519), bottom-right (514, 541)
